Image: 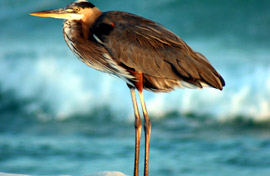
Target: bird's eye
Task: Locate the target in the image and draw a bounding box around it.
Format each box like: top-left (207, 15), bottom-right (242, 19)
top-left (74, 7), bottom-right (80, 12)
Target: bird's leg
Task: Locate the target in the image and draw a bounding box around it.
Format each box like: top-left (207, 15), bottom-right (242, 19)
top-left (138, 90), bottom-right (151, 176)
top-left (129, 87), bottom-right (142, 176)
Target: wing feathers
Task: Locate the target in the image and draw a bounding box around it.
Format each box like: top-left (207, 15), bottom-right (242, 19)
top-left (93, 11), bottom-right (225, 91)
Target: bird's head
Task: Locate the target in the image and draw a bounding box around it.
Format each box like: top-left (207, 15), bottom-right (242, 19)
top-left (30, 0), bottom-right (101, 22)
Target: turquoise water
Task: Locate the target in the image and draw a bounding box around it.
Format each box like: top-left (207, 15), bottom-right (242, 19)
top-left (0, 114), bottom-right (270, 176)
top-left (0, 0), bottom-right (270, 175)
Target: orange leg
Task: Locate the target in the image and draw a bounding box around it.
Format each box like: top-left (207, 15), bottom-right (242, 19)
top-left (134, 72), bottom-right (151, 176)
top-left (128, 71), bottom-right (151, 176)
top-left (138, 90), bottom-right (151, 176)
top-left (129, 87), bottom-right (142, 176)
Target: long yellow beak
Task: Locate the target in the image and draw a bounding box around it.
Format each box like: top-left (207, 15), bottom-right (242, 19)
top-left (30, 8), bottom-right (71, 19)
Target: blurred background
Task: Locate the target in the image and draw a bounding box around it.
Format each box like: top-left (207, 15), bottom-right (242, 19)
top-left (0, 0), bottom-right (270, 175)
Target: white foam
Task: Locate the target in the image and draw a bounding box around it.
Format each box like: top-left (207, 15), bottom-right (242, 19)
top-left (86, 171), bottom-right (127, 176)
top-left (0, 39), bottom-right (270, 121)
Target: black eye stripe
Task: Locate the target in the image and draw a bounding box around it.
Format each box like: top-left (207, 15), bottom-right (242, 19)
top-left (66, 1), bottom-right (95, 9)
top-left (74, 2), bottom-right (95, 8)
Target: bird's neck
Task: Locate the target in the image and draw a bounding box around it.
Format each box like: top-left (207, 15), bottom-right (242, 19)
top-left (64, 7), bottom-right (102, 40)
top-left (81, 7), bottom-right (102, 39)
top-left (81, 7), bottom-right (102, 26)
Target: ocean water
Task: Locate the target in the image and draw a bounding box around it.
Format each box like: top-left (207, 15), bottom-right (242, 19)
top-left (0, 0), bottom-right (270, 175)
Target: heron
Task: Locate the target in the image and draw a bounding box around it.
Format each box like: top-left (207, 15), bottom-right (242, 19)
top-left (30, 0), bottom-right (225, 176)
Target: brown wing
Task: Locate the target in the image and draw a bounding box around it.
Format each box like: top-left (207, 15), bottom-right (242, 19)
top-left (92, 11), bottom-right (225, 90)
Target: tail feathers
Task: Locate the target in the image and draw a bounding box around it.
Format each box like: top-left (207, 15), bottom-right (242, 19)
top-left (195, 52), bottom-right (225, 90)
top-left (172, 52), bottom-right (225, 90)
